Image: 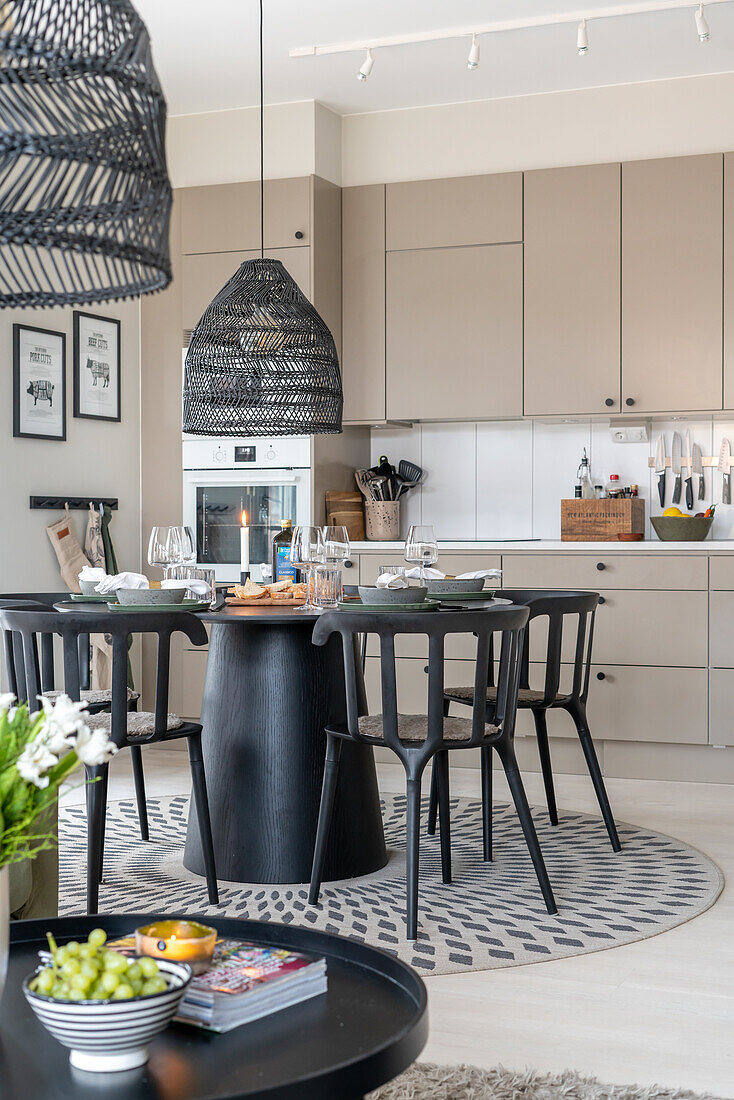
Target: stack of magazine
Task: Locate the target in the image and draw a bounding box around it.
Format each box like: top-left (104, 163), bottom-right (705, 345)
top-left (175, 939), bottom-right (327, 1033)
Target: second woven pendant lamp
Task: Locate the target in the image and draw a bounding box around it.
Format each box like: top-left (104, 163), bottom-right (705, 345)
top-left (182, 0), bottom-right (342, 437)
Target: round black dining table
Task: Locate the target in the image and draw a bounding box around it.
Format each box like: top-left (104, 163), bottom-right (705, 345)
top-left (183, 603), bottom-right (387, 885)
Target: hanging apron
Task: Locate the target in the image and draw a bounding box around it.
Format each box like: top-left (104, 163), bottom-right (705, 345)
top-left (85, 504), bottom-right (112, 690)
top-left (45, 506), bottom-right (90, 592)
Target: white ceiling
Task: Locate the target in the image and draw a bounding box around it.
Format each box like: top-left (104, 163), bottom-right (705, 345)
top-left (136, 0), bottom-right (734, 118)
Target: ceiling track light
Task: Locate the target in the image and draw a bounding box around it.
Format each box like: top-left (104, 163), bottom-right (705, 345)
top-left (695, 3), bottom-right (711, 40)
top-left (577, 18), bottom-right (590, 54)
top-left (357, 47), bottom-right (374, 81)
top-left (467, 33), bottom-right (480, 70)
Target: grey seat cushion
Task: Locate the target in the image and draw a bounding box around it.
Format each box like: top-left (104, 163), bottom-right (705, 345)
top-left (86, 710), bottom-right (184, 740)
top-left (445, 685), bottom-right (566, 706)
top-left (358, 713), bottom-right (499, 744)
top-left (43, 687), bottom-right (140, 705)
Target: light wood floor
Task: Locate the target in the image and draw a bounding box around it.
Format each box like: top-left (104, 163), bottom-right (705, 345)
top-left (63, 753), bottom-right (734, 1098)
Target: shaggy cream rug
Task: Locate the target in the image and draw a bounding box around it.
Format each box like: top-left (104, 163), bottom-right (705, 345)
top-left (368, 1063), bottom-right (724, 1100)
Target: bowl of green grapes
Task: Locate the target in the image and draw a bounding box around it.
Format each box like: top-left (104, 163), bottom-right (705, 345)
top-left (23, 927), bottom-right (192, 1073)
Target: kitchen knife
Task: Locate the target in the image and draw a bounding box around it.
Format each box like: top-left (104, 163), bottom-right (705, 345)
top-left (719, 438), bottom-right (731, 505)
top-left (655, 434), bottom-right (666, 507)
top-left (685, 430), bottom-right (694, 511)
top-left (671, 432), bottom-right (682, 504)
top-left (692, 443), bottom-right (705, 501)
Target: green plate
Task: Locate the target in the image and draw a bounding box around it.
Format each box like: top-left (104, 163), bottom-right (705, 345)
top-left (108, 599), bottom-right (211, 612)
top-left (70, 593), bottom-right (118, 603)
top-left (338, 599), bottom-right (441, 612)
top-left (427, 589), bottom-right (497, 601)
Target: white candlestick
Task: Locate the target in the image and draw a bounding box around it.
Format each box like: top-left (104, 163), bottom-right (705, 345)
top-left (240, 515), bottom-right (250, 580)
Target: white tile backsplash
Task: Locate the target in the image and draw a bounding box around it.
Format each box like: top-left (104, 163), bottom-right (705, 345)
top-left (476, 422), bottom-right (533, 539)
top-left (370, 416), bottom-right (732, 541)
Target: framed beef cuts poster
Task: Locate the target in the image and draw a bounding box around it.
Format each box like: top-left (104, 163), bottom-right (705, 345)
top-left (13, 323), bottom-right (66, 441)
top-left (73, 311), bottom-right (121, 423)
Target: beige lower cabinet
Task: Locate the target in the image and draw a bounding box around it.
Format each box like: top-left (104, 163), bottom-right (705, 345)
top-left (587, 665), bottom-right (708, 744)
top-left (708, 669), bottom-right (734, 746)
top-left (709, 591), bottom-right (734, 666)
top-left (177, 647), bottom-right (208, 721)
top-left (364, 656), bottom-right (474, 717)
top-left (502, 553), bottom-right (707, 591)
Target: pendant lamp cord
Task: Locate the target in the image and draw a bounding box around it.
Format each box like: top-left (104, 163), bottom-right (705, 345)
top-left (259, 0), bottom-right (264, 260)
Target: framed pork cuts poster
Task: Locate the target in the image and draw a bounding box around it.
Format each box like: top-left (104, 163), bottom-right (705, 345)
top-left (13, 323), bottom-right (66, 441)
top-left (73, 311), bottom-right (121, 422)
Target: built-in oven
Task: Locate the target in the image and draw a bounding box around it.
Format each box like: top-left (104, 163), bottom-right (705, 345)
top-left (182, 436), bottom-right (311, 583)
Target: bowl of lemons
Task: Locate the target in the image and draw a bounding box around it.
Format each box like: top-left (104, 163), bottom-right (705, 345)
top-left (23, 927), bottom-right (191, 1073)
top-left (651, 506), bottom-right (715, 541)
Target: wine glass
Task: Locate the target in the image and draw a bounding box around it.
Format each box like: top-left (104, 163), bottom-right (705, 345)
top-left (179, 526), bottom-right (196, 565)
top-left (404, 524), bottom-right (438, 587)
top-left (148, 526), bottom-right (181, 580)
top-left (322, 525), bottom-right (350, 566)
top-left (290, 526), bottom-right (325, 611)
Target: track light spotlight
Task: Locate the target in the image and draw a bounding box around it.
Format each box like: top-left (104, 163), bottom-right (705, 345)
top-left (695, 4), bottom-right (710, 41)
top-left (467, 33), bottom-right (480, 70)
top-left (577, 18), bottom-right (589, 55)
top-left (357, 48), bottom-right (374, 81)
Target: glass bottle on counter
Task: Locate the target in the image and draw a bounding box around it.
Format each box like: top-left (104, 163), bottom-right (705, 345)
top-left (594, 484), bottom-right (606, 499)
top-left (272, 519), bottom-right (296, 582)
top-left (607, 473), bottom-right (621, 498)
top-left (577, 448), bottom-right (595, 499)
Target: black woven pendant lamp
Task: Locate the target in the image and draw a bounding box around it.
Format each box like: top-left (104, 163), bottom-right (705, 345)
top-left (182, 0), bottom-right (342, 437)
top-left (0, 0), bottom-right (171, 307)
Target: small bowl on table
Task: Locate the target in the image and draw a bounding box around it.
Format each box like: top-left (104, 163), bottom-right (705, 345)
top-left (117, 586), bottom-right (187, 605)
top-left (426, 577), bottom-right (486, 594)
top-left (358, 585), bottom-right (428, 605)
top-left (23, 956), bottom-right (191, 1073)
top-left (79, 579), bottom-right (104, 595)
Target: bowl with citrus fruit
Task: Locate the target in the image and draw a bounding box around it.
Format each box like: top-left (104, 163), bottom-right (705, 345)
top-left (23, 927), bottom-right (191, 1073)
top-left (651, 506), bottom-right (715, 541)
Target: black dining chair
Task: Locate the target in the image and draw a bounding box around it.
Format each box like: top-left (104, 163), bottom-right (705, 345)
top-left (427, 589), bottom-right (621, 860)
top-left (0, 606), bottom-right (219, 914)
top-left (308, 603), bottom-right (559, 942)
top-left (0, 594), bottom-right (149, 841)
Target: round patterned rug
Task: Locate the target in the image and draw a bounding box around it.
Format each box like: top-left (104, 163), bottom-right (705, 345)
top-left (58, 794), bottom-right (723, 976)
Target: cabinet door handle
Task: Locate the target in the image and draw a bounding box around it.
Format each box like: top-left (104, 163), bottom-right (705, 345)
top-left (343, 559), bottom-right (353, 569)
top-left (625, 397), bottom-right (635, 407)
top-left (596, 671), bottom-right (606, 680)
top-left (295, 231), bottom-right (304, 240)
top-left (596, 562), bottom-right (606, 571)
top-left (598, 596), bottom-right (606, 604)
top-left (605, 398), bottom-right (615, 407)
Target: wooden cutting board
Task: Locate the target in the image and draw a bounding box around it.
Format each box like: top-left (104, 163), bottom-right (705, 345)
top-left (226, 596), bottom-right (305, 606)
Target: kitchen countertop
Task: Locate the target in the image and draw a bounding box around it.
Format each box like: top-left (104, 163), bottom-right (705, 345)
top-left (349, 540), bottom-right (734, 552)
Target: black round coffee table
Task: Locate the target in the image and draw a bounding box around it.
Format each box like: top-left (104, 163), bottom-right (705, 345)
top-left (2, 913), bottom-right (428, 1100)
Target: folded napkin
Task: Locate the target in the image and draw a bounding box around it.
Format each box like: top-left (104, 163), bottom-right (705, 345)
top-left (162, 578), bottom-right (211, 597)
top-left (376, 572), bottom-right (409, 589)
top-left (95, 572), bottom-right (149, 594)
top-left (455, 569), bottom-right (503, 581)
top-left (79, 566), bottom-right (107, 582)
top-left (404, 567), bottom-right (445, 580)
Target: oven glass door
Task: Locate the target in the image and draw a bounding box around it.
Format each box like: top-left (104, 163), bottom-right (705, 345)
top-left (184, 470), bottom-right (308, 580)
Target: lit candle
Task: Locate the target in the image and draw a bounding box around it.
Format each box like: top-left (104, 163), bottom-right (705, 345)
top-left (135, 921), bottom-right (216, 975)
top-left (240, 509), bottom-right (250, 582)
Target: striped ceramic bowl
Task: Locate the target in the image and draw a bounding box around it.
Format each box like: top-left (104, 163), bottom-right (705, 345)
top-left (23, 957), bottom-right (191, 1073)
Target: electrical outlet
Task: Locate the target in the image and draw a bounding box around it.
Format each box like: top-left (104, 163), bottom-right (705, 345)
top-left (609, 424), bottom-right (649, 443)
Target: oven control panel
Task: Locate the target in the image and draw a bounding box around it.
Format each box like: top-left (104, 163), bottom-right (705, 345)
top-left (183, 436), bottom-right (311, 470)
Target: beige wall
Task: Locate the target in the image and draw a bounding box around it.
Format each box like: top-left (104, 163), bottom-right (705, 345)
top-left (0, 300), bottom-right (141, 595)
top-left (342, 71), bottom-right (734, 185)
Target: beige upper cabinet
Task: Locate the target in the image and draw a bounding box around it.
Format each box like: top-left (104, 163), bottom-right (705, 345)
top-left (386, 243), bottom-right (523, 421)
top-left (724, 153), bottom-right (734, 408)
top-left (524, 164), bottom-right (621, 416)
top-left (622, 154), bottom-right (723, 413)
top-left (182, 247), bottom-right (310, 331)
top-left (385, 173), bottom-right (522, 251)
top-left (180, 178), bottom-right (310, 255)
top-left (341, 185), bottom-right (386, 423)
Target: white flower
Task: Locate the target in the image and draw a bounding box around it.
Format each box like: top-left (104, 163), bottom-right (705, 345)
top-left (73, 725), bottom-right (117, 767)
top-left (0, 692), bottom-right (16, 712)
top-left (38, 694), bottom-right (90, 753)
top-left (16, 737), bottom-right (60, 789)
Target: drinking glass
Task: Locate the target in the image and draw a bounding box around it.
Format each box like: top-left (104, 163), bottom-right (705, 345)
top-left (167, 565), bottom-right (217, 607)
top-left (290, 526), bottom-right (325, 611)
top-left (322, 525), bottom-right (350, 566)
top-left (313, 566), bottom-right (342, 609)
top-left (148, 526), bottom-right (182, 580)
top-left (404, 524), bottom-right (438, 587)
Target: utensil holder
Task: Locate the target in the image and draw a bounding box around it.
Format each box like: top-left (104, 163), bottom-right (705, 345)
top-left (364, 501), bottom-right (400, 541)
